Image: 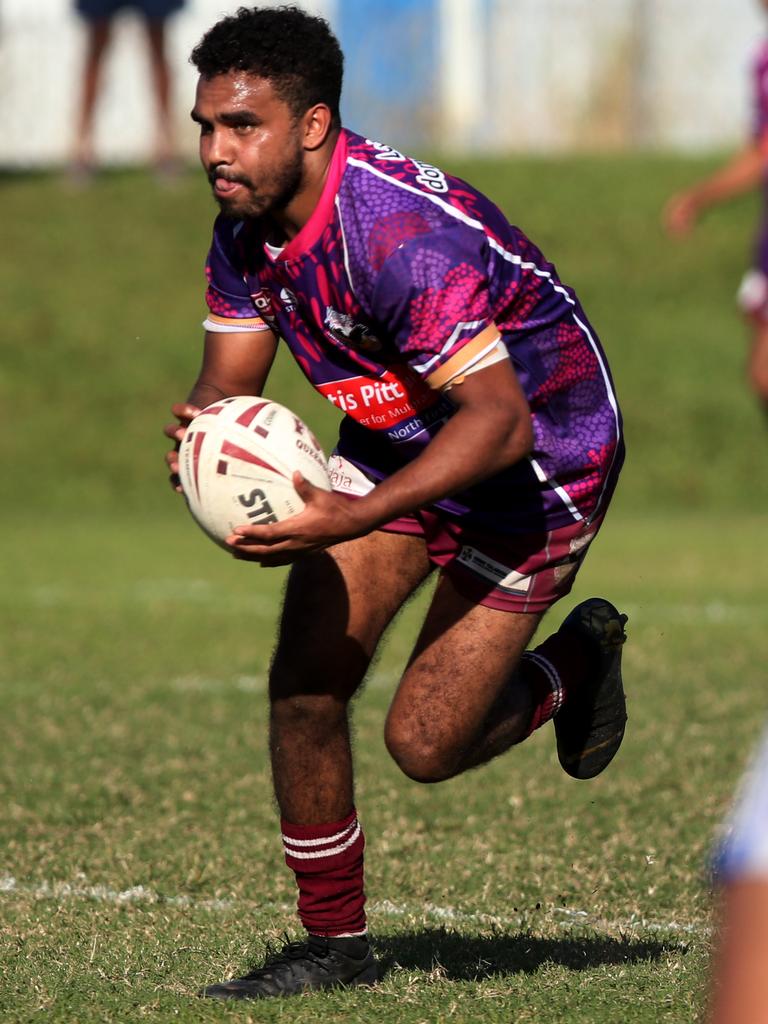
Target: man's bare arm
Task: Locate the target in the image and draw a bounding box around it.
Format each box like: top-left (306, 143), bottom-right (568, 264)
top-left (164, 328), bottom-right (279, 488)
top-left (226, 356), bottom-right (534, 562)
top-left (664, 142), bottom-right (767, 237)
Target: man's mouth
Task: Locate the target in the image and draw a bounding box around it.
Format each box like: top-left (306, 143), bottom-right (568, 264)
top-left (210, 171), bottom-right (251, 198)
top-left (214, 179), bottom-right (244, 197)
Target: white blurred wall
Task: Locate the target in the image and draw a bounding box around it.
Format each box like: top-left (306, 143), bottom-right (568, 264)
top-left (0, 0), bottom-right (337, 166)
top-left (0, 0), bottom-right (764, 166)
top-left (482, 0), bottom-right (765, 150)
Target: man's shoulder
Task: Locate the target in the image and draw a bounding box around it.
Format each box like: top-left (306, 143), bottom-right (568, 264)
top-left (342, 130), bottom-right (525, 233)
top-left (344, 132), bottom-right (445, 188)
top-left (337, 130), bottom-right (523, 271)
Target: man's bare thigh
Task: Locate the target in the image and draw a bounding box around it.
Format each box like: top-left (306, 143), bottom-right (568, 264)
top-left (385, 570), bottom-right (543, 763)
top-left (270, 530), bottom-right (433, 701)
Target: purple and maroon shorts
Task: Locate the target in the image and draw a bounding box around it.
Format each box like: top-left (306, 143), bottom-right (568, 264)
top-left (379, 508), bottom-right (604, 614)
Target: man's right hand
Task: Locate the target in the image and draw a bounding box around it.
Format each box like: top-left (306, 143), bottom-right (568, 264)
top-left (663, 191), bottom-right (700, 237)
top-left (163, 402), bottom-right (202, 492)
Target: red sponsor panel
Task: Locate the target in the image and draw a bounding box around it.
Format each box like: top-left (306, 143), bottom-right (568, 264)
top-left (315, 365), bottom-right (438, 429)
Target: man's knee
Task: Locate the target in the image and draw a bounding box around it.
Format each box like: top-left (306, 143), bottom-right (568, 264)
top-left (383, 714), bottom-right (460, 784)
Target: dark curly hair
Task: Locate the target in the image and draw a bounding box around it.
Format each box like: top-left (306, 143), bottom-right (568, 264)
top-left (190, 5), bottom-right (344, 127)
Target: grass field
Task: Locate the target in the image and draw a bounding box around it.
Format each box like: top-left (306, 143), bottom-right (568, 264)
top-left (3, 155), bottom-right (768, 1022)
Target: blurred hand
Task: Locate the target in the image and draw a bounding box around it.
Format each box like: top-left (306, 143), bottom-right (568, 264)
top-left (163, 402), bottom-right (202, 492)
top-left (663, 192), bottom-right (700, 237)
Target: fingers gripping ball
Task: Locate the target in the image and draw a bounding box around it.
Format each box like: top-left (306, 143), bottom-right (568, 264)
top-left (177, 397), bottom-right (332, 548)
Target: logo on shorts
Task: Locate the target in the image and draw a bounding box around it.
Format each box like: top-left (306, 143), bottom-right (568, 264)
top-left (456, 547), bottom-right (532, 593)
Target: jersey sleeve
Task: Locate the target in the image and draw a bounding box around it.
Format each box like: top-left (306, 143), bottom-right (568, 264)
top-left (204, 217), bottom-right (272, 333)
top-left (369, 224), bottom-right (504, 389)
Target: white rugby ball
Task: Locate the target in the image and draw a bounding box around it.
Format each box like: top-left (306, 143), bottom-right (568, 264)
top-left (177, 396), bottom-right (331, 548)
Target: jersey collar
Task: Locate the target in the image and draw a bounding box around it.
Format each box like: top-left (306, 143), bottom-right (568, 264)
top-left (269, 129), bottom-right (349, 263)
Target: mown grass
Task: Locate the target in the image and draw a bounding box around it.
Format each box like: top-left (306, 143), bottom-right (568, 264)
top-left (2, 157), bottom-right (767, 1021)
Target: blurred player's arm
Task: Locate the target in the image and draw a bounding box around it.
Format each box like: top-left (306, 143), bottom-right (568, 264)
top-left (709, 878), bottom-right (768, 1024)
top-left (164, 327), bottom-right (279, 489)
top-left (664, 141), bottom-right (768, 236)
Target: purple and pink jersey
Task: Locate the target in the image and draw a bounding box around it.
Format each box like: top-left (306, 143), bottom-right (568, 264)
top-left (204, 129), bottom-right (623, 535)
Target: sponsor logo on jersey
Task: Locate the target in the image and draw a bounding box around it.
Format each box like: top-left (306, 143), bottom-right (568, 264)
top-left (365, 140), bottom-right (448, 193)
top-left (250, 289), bottom-right (275, 317)
top-left (316, 365), bottom-right (438, 431)
top-left (366, 139), bottom-right (407, 162)
top-left (250, 287), bottom-right (299, 321)
top-left (280, 287), bottom-right (298, 314)
top-left (326, 454), bottom-right (375, 497)
top-left (411, 160), bottom-right (448, 194)
top-left (324, 306), bottom-right (382, 351)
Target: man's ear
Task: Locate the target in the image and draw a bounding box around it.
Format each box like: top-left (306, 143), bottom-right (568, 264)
top-left (302, 103), bottom-right (334, 151)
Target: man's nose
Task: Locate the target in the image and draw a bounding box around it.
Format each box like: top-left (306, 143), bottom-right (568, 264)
top-left (207, 128), bottom-right (232, 167)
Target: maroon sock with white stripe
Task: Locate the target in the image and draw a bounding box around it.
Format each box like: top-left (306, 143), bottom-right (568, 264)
top-left (281, 809), bottom-right (367, 938)
top-left (518, 628), bottom-right (592, 739)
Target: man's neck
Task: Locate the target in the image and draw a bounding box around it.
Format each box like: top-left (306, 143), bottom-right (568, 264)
top-left (270, 127), bottom-right (342, 243)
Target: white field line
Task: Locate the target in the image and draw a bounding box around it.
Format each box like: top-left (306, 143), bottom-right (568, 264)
top-left (620, 601), bottom-right (768, 625)
top-left (15, 587), bottom-right (768, 625)
top-left (0, 875), bottom-right (706, 937)
top-left (20, 580), bottom-right (278, 614)
top-left (0, 875), bottom-right (236, 912)
top-left (171, 674), bottom-right (266, 693)
top-left (169, 669), bottom-right (397, 693)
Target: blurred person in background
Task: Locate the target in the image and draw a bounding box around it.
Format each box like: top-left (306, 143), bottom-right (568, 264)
top-left (72, 0), bottom-right (186, 180)
top-left (664, 0), bottom-right (768, 413)
top-left (708, 722), bottom-right (768, 1024)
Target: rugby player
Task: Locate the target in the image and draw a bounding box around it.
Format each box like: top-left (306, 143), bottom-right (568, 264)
top-left (664, 0), bottom-right (768, 410)
top-left (163, 4), bottom-right (628, 999)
